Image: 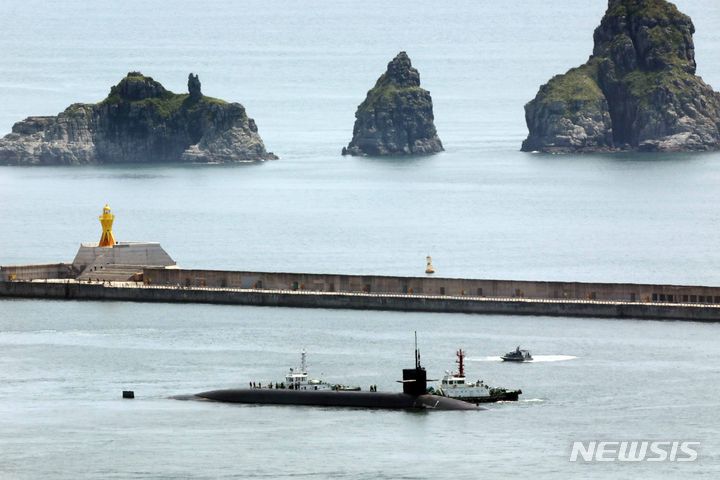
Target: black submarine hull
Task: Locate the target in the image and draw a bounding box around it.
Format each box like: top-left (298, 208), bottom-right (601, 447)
top-left (195, 388), bottom-right (484, 411)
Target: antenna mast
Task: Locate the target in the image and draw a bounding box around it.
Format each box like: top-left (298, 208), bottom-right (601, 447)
top-left (414, 331), bottom-right (420, 368)
top-left (456, 349), bottom-right (465, 377)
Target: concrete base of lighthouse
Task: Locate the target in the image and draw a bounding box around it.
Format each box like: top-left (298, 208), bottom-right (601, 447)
top-left (72, 242), bottom-right (176, 282)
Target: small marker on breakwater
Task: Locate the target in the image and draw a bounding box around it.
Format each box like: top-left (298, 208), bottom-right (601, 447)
top-left (425, 256), bottom-right (435, 275)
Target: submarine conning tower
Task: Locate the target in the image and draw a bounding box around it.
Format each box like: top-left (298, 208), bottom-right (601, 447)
top-left (401, 335), bottom-right (428, 396)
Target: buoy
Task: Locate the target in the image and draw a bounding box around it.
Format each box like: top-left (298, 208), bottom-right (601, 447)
top-left (425, 256), bottom-right (435, 274)
top-left (122, 390), bottom-right (134, 399)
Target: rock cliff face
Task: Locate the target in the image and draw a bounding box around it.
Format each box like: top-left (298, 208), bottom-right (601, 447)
top-left (522, 0), bottom-right (720, 153)
top-left (342, 52), bottom-right (443, 156)
top-left (0, 72), bottom-right (277, 165)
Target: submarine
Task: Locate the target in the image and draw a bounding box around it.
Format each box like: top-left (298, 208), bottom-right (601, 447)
top-left (188, 338), bottom-right (484, 411)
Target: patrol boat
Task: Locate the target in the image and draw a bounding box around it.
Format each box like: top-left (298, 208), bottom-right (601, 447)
top-left (433, 349), bottom-right (521, 403)
top-left (501, 346), bottom-right (533, 362)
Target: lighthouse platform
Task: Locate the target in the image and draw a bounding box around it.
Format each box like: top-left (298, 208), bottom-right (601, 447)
top-left (72, 241), bottom-right (175, 282)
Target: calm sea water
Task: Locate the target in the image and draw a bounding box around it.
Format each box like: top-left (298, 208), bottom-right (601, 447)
top-left (1, 0), bottom-right (720, 478)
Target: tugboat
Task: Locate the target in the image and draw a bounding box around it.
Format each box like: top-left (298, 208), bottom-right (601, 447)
top-left (501, 346), bottom-right (533, 362)
top-left (282, 350), bottom-right (360, 392)
top-left (433, 349), bottom-right (521, 404)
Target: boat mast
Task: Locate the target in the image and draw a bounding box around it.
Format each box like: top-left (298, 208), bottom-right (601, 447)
top-left (301, 349), bottom-right (307, 374)
top-left (456, 349), bottom-right (465, 377)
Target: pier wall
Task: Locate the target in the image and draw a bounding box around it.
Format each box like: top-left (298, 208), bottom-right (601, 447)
top-left (2, 280), bottom-right (720, 322)
top-left (0, 263), bottom-right (73, 282)
top-left (143, 268), bottom-right (720, 306)
top-left (5, 265), bottom-right (720, 321)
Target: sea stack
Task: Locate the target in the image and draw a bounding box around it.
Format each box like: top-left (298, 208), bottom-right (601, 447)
top-left (0, 72), bottom-right (277, 165)
top-left (342, 52), bottom-right (443, 156)
top-left (522, 0), bottom-right (720, 153)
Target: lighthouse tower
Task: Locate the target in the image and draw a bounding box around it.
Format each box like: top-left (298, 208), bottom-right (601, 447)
top-left (98, 204), bottom-right (116, 247)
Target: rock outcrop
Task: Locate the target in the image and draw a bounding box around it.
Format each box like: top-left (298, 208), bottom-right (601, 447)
top-left (342, 52), bottom-right (443, 156)
top-left (522, 0), bottom-right (720, 153)
top-left (0, 72), bottom-right (277, 165)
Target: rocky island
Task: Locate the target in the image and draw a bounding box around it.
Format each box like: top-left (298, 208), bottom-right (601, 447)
top-left (522, 0), bottom-right (720, 153)
top-left (0, 72), bottom-right (277, 165)
top-left (342, 52), bottom-right (443, 156)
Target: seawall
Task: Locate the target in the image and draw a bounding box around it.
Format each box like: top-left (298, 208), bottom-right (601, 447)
top-left (3, 280), bottom-right (720, 322)
top-left (142, 268), bottom-right (720, 305)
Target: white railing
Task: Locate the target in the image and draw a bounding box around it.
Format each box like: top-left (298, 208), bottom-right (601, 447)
top-left (46, 279), bottom-right (719, 308)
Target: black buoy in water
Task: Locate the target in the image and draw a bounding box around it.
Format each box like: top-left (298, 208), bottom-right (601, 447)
top-left (123, 390), bottom-right (135, 399)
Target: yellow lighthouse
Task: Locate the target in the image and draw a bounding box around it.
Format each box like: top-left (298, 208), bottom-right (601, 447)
top-left (98, 204), bottom-right (116, 247)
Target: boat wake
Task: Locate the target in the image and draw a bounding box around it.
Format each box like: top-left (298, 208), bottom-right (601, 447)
top-left (530, 355), bottom-right (577, 362)
top-left (468, 355), bottom-right (576, 363)
top-left (467, 356), bottom-right (503, 362)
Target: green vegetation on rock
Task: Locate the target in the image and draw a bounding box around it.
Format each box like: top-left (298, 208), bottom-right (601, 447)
top-left (100, 73), bottom-right (228, 120)
top-left (538, 62), bottom-right (602, 105)
top-left (522, 0), bottom-right (720, 153)
top-left (359, 83), bottom-right (424, 113)
top-left (0, 72), bottom-right (276, 165)
top-left (606, 0), bottom-right (684, 22)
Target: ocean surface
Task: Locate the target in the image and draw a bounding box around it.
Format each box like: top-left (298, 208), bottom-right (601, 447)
top-left (1, 0), bottom-right (720, 477)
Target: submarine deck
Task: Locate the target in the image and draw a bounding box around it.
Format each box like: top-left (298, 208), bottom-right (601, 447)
top-left (194, 388), bottom-right (483, 410)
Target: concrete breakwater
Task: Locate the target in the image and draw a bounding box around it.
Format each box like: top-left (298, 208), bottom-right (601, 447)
top-left (4, 205), bottom-right (719, 321)
top-left (2, 279), bottom-right (720, 322)
top-left (142, 268), bottom-right (720, 307)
